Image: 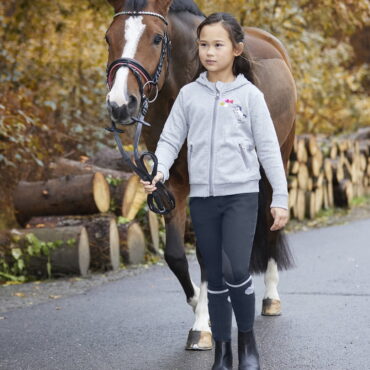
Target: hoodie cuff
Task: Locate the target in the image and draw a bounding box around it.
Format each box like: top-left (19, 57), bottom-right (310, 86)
top-left (270, 194), bottom-right (288, 210)
top-left (156, 163), bottom-right (169, 183)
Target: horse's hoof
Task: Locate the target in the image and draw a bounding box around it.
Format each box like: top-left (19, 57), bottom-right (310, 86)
top-left (185, 329), bottom-right (213, 350)
top-left (261, 298), bottom-right (282, 316)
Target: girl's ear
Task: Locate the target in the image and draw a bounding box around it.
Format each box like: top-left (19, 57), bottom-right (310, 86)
top-left (234, 42), bottom-right (244, 57)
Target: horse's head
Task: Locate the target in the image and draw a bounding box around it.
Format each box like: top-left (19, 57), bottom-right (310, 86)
top-left (105, 0), bottom-right (172, 125)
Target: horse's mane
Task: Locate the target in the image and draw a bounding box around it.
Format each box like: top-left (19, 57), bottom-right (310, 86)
top-left (170, 0), bottom-right (204, 16)
top-left (123, 0), bottom-right (204, 16)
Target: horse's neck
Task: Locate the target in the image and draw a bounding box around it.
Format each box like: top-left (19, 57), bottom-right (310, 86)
top-left (167, 12), bottom-right (203, 89)
top-left (143, 12), bottom-right (203, 152)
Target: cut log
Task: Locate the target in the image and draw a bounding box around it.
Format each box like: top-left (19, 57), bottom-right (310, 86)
top-left (305, 191), bottom-right (316, 219)
top-left (117, 221), bottom-right (146, 265)
top-left (296, 138), bottom-right (308, 162)
top-left (49, 157), bottom-right (131, 180)
top-left (333, 179), bottom-right (353, 208)
top-left (359, 154), bottom-right (367, 172)
top-left (327, 181), bottom-right (334, 208)
top-left (8, 226), bottom-right (90, 278)
top-left (288, 175), bottom-right (298, 189)
top-left (308, 150), bottom-right (323, 177)
top-left (103, 174), bottom-right (147, 218)
top-left (312, 172), bottom-right (324, 190)
top-left (121, 175), bottom-right (148, 220)
top-left (294, 189), bottom-right (305, 221)
top-left (301, 134), bottom-right (318, 156)
top-left (323, 180), bottom-right (329, 210)
top-left (288, 187), bottom-right (297, 211)
top-left (331, 158), bottom-right (344, 183)
top-left (290, 160), bottom-right (300, 175)
top-left (297, 163), bottom-right (309, 191)
top-left (26, 214), bottom-right (120, 271)
top-left (352, 127), bottom-right (370, 140)
top-left (86, 146), bottom-right (134, 173)
top-left (314, 187), bottom-right (324, 213)
top-left (14, 173), bottom-right (110, 226)
top-left (323, 158), bottom-right (333, 182)
top-left (329, 142), bottom-right (338, 159)
top-left (148, 210), bottom-right (160, 254)
top-left (359, 140), bottom-right (370, 157)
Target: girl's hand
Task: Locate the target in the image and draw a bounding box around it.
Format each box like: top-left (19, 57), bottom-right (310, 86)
top-left (140, 171), bottom-right (164, 194)
top-left (270, 207), bottom-right (289, 231)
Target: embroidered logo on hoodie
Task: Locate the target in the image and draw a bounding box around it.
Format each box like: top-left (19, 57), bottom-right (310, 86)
top-left (220, 99), bottom-right (247, 123)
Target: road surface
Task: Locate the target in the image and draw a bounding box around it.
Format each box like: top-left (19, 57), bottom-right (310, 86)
top-left (1, 218), bottom-right (370, 369)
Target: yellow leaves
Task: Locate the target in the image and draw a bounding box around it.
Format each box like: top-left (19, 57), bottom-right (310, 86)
top-left (49, 295), bottom-right (62, 299)
top-left (13, 292), bottom-right (26, 297)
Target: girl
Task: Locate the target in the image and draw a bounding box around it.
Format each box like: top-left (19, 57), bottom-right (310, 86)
top-left (141, 12), bottom-right (289, 370)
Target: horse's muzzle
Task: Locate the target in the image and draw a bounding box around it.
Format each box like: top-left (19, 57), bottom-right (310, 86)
top-left (107, 95), bottom-right (139, 125)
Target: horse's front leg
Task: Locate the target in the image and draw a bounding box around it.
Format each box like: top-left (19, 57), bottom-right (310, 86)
top-left (163, 177), bottom-right (212, 350)
top-left (186, 243), bottom-right (212, 350)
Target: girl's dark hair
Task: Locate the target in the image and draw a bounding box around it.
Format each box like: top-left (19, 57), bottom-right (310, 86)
top-left (191, 12), bottom-right (255, 84)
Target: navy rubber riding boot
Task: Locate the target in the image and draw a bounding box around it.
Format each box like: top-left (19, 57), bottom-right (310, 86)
top-left (238, 329), bottom-right (260, 370)
top-left (211, 340), bottom-right (233, 370)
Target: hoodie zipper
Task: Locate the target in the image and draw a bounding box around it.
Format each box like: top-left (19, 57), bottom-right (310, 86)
top-left (209, 90), bottom-right (220, 195)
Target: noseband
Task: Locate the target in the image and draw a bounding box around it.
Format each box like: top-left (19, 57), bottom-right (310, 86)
top-left (106, 11), bottom-right (171, 108)
top-left (105, 10), bottom-right (175, 215)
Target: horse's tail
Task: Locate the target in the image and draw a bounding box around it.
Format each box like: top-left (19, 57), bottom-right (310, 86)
top-left (250, 167), bottom-right (296, 274)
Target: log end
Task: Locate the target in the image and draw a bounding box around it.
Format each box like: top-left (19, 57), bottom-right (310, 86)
top-left (78, 227), bottom-right (90, 277)
top-left (109, 218), bottom-right (120, 271)
top-left (93, 172), bottom-right (111, 213)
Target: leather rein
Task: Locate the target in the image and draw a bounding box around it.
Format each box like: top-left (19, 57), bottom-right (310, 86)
top-left (105, 10), bottom-right (175, 215)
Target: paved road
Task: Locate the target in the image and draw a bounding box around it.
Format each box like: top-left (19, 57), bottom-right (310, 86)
top-left (1, 218), bottom-right (370, 370)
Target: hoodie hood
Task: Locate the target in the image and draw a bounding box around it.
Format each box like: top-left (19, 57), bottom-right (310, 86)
top-left (195, 71), bottom-right (250, 93)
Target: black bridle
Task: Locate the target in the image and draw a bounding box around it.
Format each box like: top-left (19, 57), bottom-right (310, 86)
top-left (105, 10), bottom-right (175, 215)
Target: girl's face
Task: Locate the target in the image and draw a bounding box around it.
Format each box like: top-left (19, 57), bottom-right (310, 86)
top-left (198, 22), bottom-right (242, 77)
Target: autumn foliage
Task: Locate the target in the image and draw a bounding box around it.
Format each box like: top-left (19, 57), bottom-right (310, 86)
top-left (0, 0), bottom-right (369, 227)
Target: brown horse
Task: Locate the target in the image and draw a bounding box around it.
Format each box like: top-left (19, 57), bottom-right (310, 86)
top-left (105, 0), bottom-right (296, 350)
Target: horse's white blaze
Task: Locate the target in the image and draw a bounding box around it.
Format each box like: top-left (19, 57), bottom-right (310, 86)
top-left (107, 16), bottom-right (146, 107)
top-left (263, 258), bottom-right (280, 300)
top-left (192, 281), bottom-right (211, 333)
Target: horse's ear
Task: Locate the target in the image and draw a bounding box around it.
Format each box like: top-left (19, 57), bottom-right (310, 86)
top-left (156, 0), bottom-right (173, 16)
top-left (107, 0), bottom-right (124, 12)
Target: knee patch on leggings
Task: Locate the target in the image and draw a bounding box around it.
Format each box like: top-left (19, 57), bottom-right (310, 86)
top-left (225, 275), bottom-right (255, 332)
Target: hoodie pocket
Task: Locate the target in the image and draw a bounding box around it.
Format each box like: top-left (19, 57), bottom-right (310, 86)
top-left (187, 143), bottom-right (208, 184)
top-left (238, 141), bottom-right (260, 177)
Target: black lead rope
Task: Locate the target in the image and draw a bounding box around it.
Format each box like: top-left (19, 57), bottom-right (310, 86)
top-left (105, 105), bottom-right (175, 215)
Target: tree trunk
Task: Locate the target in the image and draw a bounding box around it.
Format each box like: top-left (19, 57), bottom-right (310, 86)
top-left (121, 175), bottom-right (148, 220)
top-left (48, 157), bottom-right (131, 180)
top-left (13, 173), bottom-right (110, 226)
top-left (26, 214), bottom-right (120, 272)
top-left (8, 226), bottom-right (90, 278)
top-left (86, 146), bottom-right (135, 173)
top-left (117, 221), bottom-right (146, 265)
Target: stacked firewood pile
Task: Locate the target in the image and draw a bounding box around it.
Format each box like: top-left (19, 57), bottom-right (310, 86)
top-left (288, 128), bottom-right (370, 220)
top-left (1, 147), bottom-right (164, 280)
top-left (3, 128), bottom-right (369, 281)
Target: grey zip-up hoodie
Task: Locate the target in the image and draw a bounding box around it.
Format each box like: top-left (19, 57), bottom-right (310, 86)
top-left (154, 71), bottom-right (288, 209)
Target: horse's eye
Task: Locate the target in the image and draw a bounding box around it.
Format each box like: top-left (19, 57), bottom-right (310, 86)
top-left (153, 34), bottom-right (163, 45)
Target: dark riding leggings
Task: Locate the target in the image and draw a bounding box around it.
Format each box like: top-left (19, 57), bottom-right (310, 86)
top-left (189, 192), bottom-right (258, 342)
